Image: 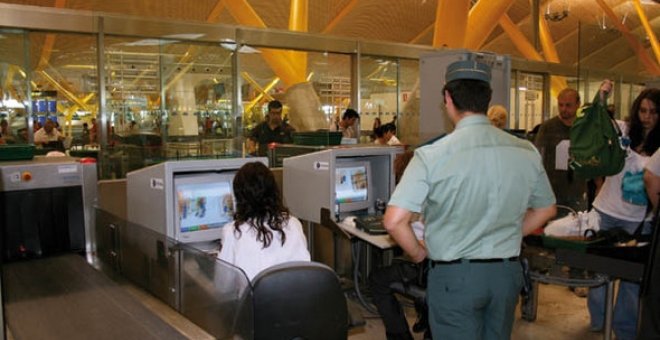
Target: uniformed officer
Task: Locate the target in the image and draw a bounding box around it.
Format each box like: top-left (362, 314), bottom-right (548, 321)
top-left (383, 60), bottom-right (556, 339)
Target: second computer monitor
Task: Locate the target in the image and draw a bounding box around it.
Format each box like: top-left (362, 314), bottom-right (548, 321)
top-left (335, 159), bottom-right (372, 214)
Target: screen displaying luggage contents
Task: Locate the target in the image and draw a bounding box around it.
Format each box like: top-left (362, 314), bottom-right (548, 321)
top-left (335, 165), bottom-right (368, 203)
top-left (176, 181), bottom-right (234, 233)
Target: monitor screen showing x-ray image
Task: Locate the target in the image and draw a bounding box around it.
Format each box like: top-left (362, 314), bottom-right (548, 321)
top-left (176, 179), bottom-right (234, 235)
top-left (335, 160), bottom-right (372, 213)
top-left (336, 165), bottom-right (368, 203)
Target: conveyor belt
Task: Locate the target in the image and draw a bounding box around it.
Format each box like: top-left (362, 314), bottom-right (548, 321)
top-left (2, 254), bottom-right (188, 340)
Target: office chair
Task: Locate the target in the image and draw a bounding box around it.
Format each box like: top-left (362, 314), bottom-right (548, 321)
top-left (251, 261), bottom-right (349, 340)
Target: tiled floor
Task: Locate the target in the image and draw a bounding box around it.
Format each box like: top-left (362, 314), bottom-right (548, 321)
top-left (4, 266), bottom-right (605, 340)
top-left (348, 283), bottom-right (604, 340)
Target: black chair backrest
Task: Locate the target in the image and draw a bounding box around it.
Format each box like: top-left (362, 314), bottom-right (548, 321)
top-left (251, 261), bottom-right (348, 340)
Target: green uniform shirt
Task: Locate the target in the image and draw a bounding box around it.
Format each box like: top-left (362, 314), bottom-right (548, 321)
top-left (388, 115), bottom-right (555, 261)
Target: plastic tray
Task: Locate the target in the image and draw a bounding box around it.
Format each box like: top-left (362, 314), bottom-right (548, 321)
top-left (0, 144), bottom-right (35, 161)
top-left (541, 235), bottom-right (606, 252)
top-left (292, 131), bottom-right (342, 146)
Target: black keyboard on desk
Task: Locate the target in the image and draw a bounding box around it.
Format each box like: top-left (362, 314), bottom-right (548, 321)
top-left (355, 215), bottom-right (388, 235)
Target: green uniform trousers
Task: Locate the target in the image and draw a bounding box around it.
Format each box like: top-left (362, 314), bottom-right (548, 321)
top-left (427, 260), bottom-right (523, 340)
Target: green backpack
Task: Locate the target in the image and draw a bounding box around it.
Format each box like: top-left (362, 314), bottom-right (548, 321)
top-left (569, 92), bottom-right (626, 179)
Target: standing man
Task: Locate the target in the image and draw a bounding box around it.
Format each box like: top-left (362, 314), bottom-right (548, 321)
top-left (534, 88), bottom-right (587, 212)
top-left (89, 117), bottom-right (98, 144)
top-left (383, 60), bottom-right (556, 339)
top-left (331, 108), bottom-right (360, 138)
top-left (34, 119), bottom-right (64, 146)
top-left (248, 100), bottom-right (295, 156)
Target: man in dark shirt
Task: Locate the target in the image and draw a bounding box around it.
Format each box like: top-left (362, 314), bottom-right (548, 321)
top-left (249, 100), bottom-right (295, 156)
top-left (534, 88), bottom-right (587, 213)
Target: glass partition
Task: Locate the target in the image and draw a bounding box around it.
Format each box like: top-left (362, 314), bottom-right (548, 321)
top-left (360, 56), bottom-right (398, 144)
top-left (398, 58), bottom-right (420, 146)
top-left (28, 31), bottom-right (98, 151)
top-left (160, 41), bottom-right (236, 158)
top-left (359, 56), bottom-right (419, 146)
top-left (102, 36), bottom-right (162, 178)
top-left (95, 208), bottom-right (253, 339)
top-left (240, 48), bottom-right (352, 154)
top-left (100, 37), bottom-right (238, 178)
top-left (0, 30), bottom-right (28, 144)
top-left (179, 244), bottom-right (253, 340)
top-left (511, 71), bottom-right (546, 131)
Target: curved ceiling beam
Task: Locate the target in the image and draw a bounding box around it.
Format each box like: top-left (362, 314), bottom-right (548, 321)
top-left (632, 0), bottom-right (660, 65)
top-left (288, 0), bottom-right (308, 79)
top-left (499, 14), bottom-right (564, 94)
top-left (36, 0), bottom-right (66, 71)
top-left (499, 14), bottom-right (543, 61)
top-left (539, 17), bottom-right (560, 63)
top-left (432, 0), bottom-right (470, 48)
top-left (289, 0), bottom-right (308, 32)
top-left (321, 0), bottom-right (358, 34)
top-left (206, 0), bottom-right (226, 23)
top-left (577, 17), bottom-right (660, 66)
top-left (465, 0), bottom-right (517, 50)
top-left (224, 0), bottom-right (305, 86)
top-left (595, 0), bottom-right (660, 75)
top-left (409, 23), bottom-right (433, 45)
top-left (538, 15), bottom-right (567, 92)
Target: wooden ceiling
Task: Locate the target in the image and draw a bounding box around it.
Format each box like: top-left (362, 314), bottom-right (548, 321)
top-left (1, 0), bottom-right (659, 77)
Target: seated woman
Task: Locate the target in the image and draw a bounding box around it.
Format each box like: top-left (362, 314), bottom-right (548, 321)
top-left (217, 162), bottom-right (310, 281)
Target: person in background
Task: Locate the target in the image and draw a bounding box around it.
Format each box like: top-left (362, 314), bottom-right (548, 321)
top-left (33, 119), bottom-right (64, 145)
top-left (129, 120), bottom-right (138, 133)
top-left (383, 60), bottom-right (556, 339)
top-left (487, 105), bottom-right (508, 129)
top-left (534, 88), bottom-right (588, 214)
top-left (371, 117), bottom-right (382, 142)
top-left (15, 128), bottom-right (28, 144)
top-left (248, 100), bottom-right (295, 156)
top-left (587, 83), bottom-right (659, 339)
top-left (217, 162), bottom-right (310, 281)
top-left (0, 119), bottom-right (14, 143)
top-left (81, 122), bottom-right (90, 145)
top-left (374, 123), bottom-right (401, 146)
top-left (331, 108), bottom-right (360, 138)
top-left (89, 118), bottom-right (98, 144)
top-left (369, 150), bottom-right (430, 340)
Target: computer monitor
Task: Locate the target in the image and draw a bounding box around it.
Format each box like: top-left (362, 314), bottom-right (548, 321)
top-left (335, 159), bottom-right (372, 213)
top-left (174, 172), bottom-right (236, 243)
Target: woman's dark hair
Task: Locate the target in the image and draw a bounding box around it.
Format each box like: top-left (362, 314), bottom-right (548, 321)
top-left (342, 108), bottom-right (360, 120)
top-left (232, 162), bottom-right (289, 248)
top-left (442, 79), bottom-right (492, 114)
top-left (629, 88), bottom-right (660, 156)
top-left (373, 126), bottom-right (384, 139)
top-left (380, 122), bottom-right (397, 134)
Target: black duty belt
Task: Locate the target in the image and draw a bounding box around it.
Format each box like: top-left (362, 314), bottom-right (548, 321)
top-left (431, 256), bottom-right (519, 268)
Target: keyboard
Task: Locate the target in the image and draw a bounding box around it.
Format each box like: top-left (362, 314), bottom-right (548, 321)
top-left (355, 215), bottom-right (388, 235)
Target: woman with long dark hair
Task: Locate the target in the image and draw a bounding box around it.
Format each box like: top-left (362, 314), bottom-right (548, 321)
top-left (588, 84), bottom-right (659, 339)
top-left (217, 162), bottom-right (310, 280)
